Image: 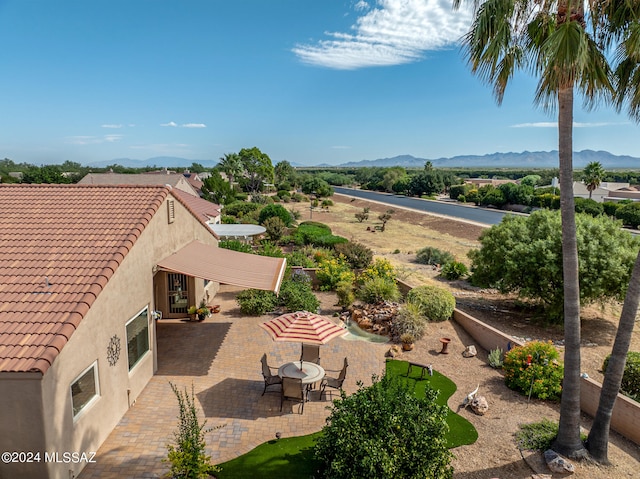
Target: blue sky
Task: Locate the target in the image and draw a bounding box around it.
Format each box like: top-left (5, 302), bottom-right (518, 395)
top-left (1, 0), bottom-right (638, 167)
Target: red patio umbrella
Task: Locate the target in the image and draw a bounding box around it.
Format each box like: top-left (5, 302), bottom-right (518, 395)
top-left (259, 311), bottom-right (346, 366)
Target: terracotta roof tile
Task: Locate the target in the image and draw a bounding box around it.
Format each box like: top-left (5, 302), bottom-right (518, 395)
top-left (0, 184), bottom-right (169, 374)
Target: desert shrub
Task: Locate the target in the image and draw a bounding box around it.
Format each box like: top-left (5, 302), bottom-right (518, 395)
top-left (515, 418), bottom-right (559, 451)
top-left (391, 301), bottom-right (428, 341)
top-left (236, 289), bottom-right (278, 315)
top-left (314, 374), bottom-right (453, 479)
top-left (256, 241), bottom-right (283, 258)
top-left (165, 383), bottom-right (220, 479)
top-left (334, 241), bottom-right (373, 269)
top-left (488, 348), bottom-right (504, 368)
top-left (239, 208), bottom-right (261, 224)
top-left (220, 215), bottom-right (237, 224)
top-left (294, 221), bottom-right (332, 245)
top-left (415, 247), bottom-right (454, 266)
top-left (277, 189), bottom-right (291, 200)
top-left (316, 258), bottom-right (356, 291)
top-left (321, 199), bottom-right (334, 208)
top-left (616, 202), bottom-right (640, 228)
top-left (440, 261), bottom-right (468, 280)
top-left (288, 207), bottom-right (301, 220)
top-left (291, 193), bottom-right (307, 202)
top-left (574, 197), bottom-right (604, 217)
top-left (278, 278), bottom-right (320, 313)
top-left (406, 285), bottom-right (455, 322)
top-left (336, 280), bottom-right (355, 309)
top-left (285, 250), bottom-right (316, 268)
top-left (223, 201), bottom-right (260, 218)
top-left (218, 240), bottom-right (253, 253)
top-left (602, 201), bottom-right (622, 217)
top-left (602, 351), bottom-right (640, 402)
top-left (503, 341), bottom-right (563, 401)
top-left (358, 258), bottom-right (396, 284)
top-left (314, 234), bottom-right (349, 248)
top-left (310, 246), bottom-right (335, 264)
top-left (449, 184), bottom-right (471, 200)
top-left (357, 277), bottom-right (401, 304)
top-left (457, 194), bottom-right (466, 203)
top-left (263, 216), bottom-right (287, 241)
top-left (258, 203), bottom-right (294, 227)
top-left (354, 207), bottom-right (370, 223)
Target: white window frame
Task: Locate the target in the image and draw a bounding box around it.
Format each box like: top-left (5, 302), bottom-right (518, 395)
top-left (71, 361), bottom-right (100, 421)
top-left (126, 307), bottom-right (150, 372)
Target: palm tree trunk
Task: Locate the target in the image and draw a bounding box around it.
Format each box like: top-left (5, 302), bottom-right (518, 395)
top-left (553, 86), bottom-right (588, 459)
top-left (586, 250), bottom-right (640, 463)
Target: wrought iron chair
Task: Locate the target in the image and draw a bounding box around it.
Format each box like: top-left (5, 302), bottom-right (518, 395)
top-left (300, 343), bottom-right (320, 365)
top-left (261, 353), bottom-right (282, 396)
top-left (320, 357), bottom-right (349, 400)
top-left (281, 377), bottom-right (306, 414)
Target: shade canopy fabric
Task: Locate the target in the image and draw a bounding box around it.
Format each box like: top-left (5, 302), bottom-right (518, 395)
top-left (157, 240), bottom-right (286, 293)
top-left (259, 311), bottom-right (346, 345)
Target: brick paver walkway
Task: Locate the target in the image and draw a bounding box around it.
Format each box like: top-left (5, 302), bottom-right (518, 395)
top-left (79, 286), bottom-right (388, 478)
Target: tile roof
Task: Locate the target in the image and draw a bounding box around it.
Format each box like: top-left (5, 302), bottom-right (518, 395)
top-left (0, 184), bottom-right (169, 374)
top-left (171, 189), bottom-right (221, 228)
top-left (78, 172), bottom-right (197, 193)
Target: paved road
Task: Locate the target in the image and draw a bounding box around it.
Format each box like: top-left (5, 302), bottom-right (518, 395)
top-left (333, 187), bottom-right (511, 226)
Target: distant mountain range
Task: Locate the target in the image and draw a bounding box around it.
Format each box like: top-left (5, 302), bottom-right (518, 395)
top-left (87, 150), bottom-right (640, 170)
top-left (339, 150), bottom-right (640, 169)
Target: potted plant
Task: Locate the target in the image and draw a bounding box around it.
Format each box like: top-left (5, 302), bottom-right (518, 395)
top-left (401, 333), bottom-right (415, 351)
top-left (188, 301), bottom-right (210, 321)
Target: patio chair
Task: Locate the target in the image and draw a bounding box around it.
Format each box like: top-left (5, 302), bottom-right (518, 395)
top-left (300, 343), bottom-right (320, 365)
top-left (261, 353), bottom-right (282, 396)
top-left (320, 357), bottom-right (349, 400)
top-left (281, 377), bottom-right (305, 414)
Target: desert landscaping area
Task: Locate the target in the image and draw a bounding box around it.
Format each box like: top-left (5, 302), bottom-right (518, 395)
top-left (285, 192), bottom-right (640, 478)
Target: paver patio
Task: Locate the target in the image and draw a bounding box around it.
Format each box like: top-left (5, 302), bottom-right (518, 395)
top-left (79, 285), bottom-right (389, 478)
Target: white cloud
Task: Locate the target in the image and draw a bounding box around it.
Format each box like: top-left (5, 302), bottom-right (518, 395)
top-left (101, 124), bottom-right (123, 129)
top-left (161, 121), bottom-right (178, 127)
top-left (66, 134), bottom-right (123, 145)
top-left (293, 0), bottom-right (473, 69)
top-left (355, 1), bottom-right (370, 11)
top-left (182, 123), bottom-right (206, 128)
top-left (511, 122), bottom-right (620, 128)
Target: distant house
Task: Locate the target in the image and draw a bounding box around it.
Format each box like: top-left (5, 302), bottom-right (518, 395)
top-left (79, 172), bottom-right (199, 197)
top-left (573, 181), bottom-right (635, 203)
top-left (0, 184), bottom-right (285, 479)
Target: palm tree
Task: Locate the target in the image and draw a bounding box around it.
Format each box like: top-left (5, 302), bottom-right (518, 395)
top-left (217, 153), bottom-right (243, 187)
top-left (453, 0), bottom-right (612, 459)
top-left (584, 2), bottom-right (640, 463)
top-left (582, 161), bottom-right (605, 199)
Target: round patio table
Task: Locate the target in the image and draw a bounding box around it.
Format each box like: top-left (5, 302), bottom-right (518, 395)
top-left (278, 361), bottom-right (325, 385)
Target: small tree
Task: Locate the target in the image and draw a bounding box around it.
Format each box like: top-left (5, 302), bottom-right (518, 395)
top-left (165, 383), bottom-right (220, 479)
top-left (263, 216), bottom-right (287, 242)
top-left (354, 207), bottom-right (370, 223)
top-left (378, 209), bottom-right (394, 232)
top-left (314, 374), bottom-right (453, 479)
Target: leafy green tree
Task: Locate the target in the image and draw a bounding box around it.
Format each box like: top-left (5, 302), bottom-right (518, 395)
top-left (22, 165), bottom-right (72, 184)
top-left (582, 161), bottom-right (606, 199)
top-left (201, 171), bottom-right (235, 205)
top-left (314, 374), bottom-right (453, 479)
top-left (454, 0), bottom-right (614, 457)
top-left (274, 160), bottom-right (295, 185)
top-left (469, 210), bottom-right (639, 321)
top-left (408, 169), bottom-right (444, 197)
top-left (520, 174), bottom-right (542, 187)
top-left (381, 167), bottom-right (406, 193)
top-left (301, 176), bottom-right (333, 198)
top-left (237, 147), bottom-right (274, 194)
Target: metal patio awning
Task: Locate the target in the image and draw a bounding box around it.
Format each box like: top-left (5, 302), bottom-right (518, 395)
top-left (156, 240), bottom-right (286, 293)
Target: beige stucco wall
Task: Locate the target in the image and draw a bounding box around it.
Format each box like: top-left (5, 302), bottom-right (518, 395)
top-left (0, 374), bottom-right (48, 479)
top-left (3, 193), bottom-right (219, 479)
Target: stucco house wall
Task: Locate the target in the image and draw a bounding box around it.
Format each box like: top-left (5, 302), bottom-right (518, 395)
top-left (0, 192), bottom-right (219, 479)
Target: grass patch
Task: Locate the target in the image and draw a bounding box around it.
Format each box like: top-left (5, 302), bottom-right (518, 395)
top-left (385, 359), bottom-right (478, 449)
top-left (216, 360), bottom-right (477, 477)
top-left (216, 432), bottom-right (322, 479)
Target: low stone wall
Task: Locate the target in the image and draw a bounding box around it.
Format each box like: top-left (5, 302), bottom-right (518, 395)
top-left (452, 308), bottom-right (640, 446)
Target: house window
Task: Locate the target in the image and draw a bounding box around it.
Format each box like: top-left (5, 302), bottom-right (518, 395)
top-left (126, 308), bottom-right (149, 371)
top-left (71, 362), bottom-right (99, 418)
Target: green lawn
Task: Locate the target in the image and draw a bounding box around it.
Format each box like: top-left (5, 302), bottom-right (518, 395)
top-left (216, 359), bottom-right (478, 478)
